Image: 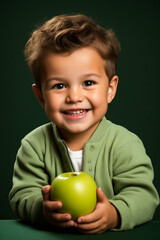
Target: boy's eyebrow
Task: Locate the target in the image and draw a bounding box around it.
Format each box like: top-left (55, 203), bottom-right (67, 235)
top-left (82, 73), bottom-right (101, 79)
top-left (46, 73), bottom-right (101, 82)
top-left (46, 77), bottom-right (67, 82)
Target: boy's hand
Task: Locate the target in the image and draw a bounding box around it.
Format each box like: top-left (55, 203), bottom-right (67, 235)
top-left (74, 187), bottom-right (120, 234)
top-left (42, 185), bottom-right (75, 228)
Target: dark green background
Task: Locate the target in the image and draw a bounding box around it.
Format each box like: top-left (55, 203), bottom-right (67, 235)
top-left (1, 0), bottom-right (160, 220)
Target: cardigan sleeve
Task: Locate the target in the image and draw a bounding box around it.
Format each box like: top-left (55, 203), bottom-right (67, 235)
top-left (109, 137), bottom-right (159, 230)
top-left (9, 138), bottom-right (49, 225)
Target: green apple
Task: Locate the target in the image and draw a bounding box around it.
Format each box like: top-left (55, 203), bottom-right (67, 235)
top-left (50, 171), bottom-right (97, 221)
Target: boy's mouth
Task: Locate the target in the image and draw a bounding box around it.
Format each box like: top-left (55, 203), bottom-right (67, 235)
top-left (62, 109), bottom-right (90, 120)
top-left (63, 109), bottom-right (88, 116)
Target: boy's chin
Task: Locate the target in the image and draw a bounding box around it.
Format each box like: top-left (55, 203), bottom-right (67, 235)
top-left (59, 127), bottom-right (88, 135)
top-left (58, 122), bottom-right (100, 137)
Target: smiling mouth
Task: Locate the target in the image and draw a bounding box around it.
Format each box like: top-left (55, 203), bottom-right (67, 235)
top-left (63, 109), bottom-right (88, 116)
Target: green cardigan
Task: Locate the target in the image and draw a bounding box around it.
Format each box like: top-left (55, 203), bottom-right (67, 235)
top-left (9, 117), bottom-right (159, 230)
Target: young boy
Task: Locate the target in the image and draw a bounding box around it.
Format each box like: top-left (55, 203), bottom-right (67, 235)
top-left (9, 14), bottom-right (159, 234)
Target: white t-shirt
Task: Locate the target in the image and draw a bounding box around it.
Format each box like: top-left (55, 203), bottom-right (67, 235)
top-left (67, 147), bottom-right (83, 172)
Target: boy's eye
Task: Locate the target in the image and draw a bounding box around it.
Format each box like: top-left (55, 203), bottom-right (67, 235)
top-left (83, 80), bottom-right (95, 87)
top-left (53, 83), bottom-right (66, 89)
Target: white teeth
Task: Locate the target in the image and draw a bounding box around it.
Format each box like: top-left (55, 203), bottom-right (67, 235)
top-left (66, 110), bottom-right (87, 116)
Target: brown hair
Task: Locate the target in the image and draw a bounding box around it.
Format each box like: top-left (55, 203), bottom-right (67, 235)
top-left (24, 14), bottom-right (121, 89)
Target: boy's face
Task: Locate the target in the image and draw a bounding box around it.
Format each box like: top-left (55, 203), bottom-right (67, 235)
top-left (33, 47), bottom-right (118, 143)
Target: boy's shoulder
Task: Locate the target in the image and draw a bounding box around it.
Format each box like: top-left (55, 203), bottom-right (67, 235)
top-left (23, 122), bottom-right (54, 143)
top-left (96, 117), bottom-right (143, 147)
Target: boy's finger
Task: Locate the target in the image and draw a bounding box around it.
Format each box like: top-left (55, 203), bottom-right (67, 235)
top-left (52, 212), bottom-right (72, 222)
top-left (43, 199), bottom-right (62, 212)
top-left (53, 215), bottom-right (74, 228)
top-left (59, 220), bottom-right (75, 228)
top-left (77, 207), bottom-right (101, 224)
top-left (76, 188), bottom-right (107, 224)
top-left (41, 185), bottom-right (51, 201)
top-left (75, 220), bottom-right (100, 232)
top-left (96, 187), bottom-right (107, 203)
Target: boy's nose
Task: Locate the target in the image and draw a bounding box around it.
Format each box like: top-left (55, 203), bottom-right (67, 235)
top-left (65, 88), bottom-right (83, 103)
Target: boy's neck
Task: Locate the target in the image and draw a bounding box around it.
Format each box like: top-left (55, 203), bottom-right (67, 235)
top-left (63, 134), bottom-right (85, 151)
top-left (59, 123), bottom-right (99, 151)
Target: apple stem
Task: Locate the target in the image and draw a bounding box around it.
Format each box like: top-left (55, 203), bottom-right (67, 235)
top-left (71, 173), bottom-right (77, 177)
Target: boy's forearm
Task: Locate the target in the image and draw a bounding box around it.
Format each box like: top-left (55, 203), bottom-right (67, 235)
top-left (109, 187), bottom-right (159, 231)
top-left (9, 138), bottom-right (49, 224)
top-left (110, 204), bottom-right (121, 229)
top-left (110, 137), bottom-right (159, 230)
top-left (9, 187), bottom-right (46, 225)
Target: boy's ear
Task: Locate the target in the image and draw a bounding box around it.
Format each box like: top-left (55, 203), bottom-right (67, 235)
top-left (32, 84), bottom-right (45, 107)
top-left (107, 75), bottom-right (119, 103)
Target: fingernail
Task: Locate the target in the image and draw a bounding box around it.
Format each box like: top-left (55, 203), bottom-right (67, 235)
top-left (65, 215), bottom-right (70, 220)
top-left (43, 186), bottom-right (48, 192)
top-left (69, 221), bottom-right (74, 227)
top-left (77, 218), bottom-right (82, 223)
top-left (57, 202), bottom-right (62, 208)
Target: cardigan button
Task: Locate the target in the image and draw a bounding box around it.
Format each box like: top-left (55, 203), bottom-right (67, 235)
top-left (90, 145), bottom-right (95, 151)
top-left (89, 167), bottom-right (92, 171)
